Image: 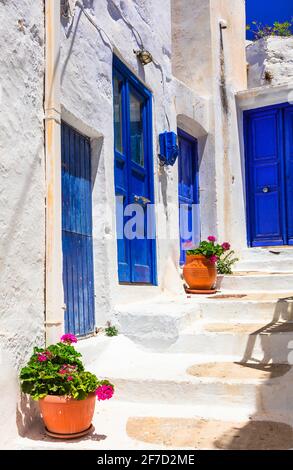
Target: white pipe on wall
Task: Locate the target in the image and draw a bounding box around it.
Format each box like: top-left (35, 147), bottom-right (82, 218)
top-left (44, 0), bottom-right (64, 344)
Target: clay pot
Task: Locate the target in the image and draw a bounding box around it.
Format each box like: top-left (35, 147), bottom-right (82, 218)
top-left (39, 393), bottom-right (96, 436)
top-left (183, 254), bottom-right (217, 290)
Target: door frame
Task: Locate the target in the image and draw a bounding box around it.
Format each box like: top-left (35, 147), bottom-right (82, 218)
top-left (177, 127), bottom-right (200, 264)
top-left (244, 102), bottom-right (290, 247)
top-left (113, 55), bottom-right (157, 285)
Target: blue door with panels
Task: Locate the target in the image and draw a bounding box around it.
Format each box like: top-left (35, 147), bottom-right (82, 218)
top-left (178, 128), bottom-right (200, 265)
top-left (244, 103), bottom-right (293, 246)
top-left (113, 56), bottom-right (156, 284)
top-left (61, 122), bottom-right (95, 336)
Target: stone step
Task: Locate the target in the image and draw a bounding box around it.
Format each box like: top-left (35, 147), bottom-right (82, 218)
top-left (126, 414), bottom-right (293, 450)
top-left (235, 248), bottom-right (293, 272)
top-left (15, 401), bottom-right (293, 450)
top-left (191, 293), bottom-right (293, 323)
top-left (165, 321), bottom-right (293, 361)
top-left (114, 295), bottom-right (293, 348)
top-left (235, 261), bottom-right (293, 273)
top-left (235, 257), bottom-right (293, 272)
top-left (93, 347), bottom-right (293, 414)
top-left (240, 247), bottom-right (293, 258)
top-left (114, 298), bottom-right (199, 349)
top-left (220, 273), bottom-right (293, 291)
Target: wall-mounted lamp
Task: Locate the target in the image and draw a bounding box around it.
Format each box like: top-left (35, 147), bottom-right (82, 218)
top-left (134, 49), bottom-right (153, 66)
top-left (158, 132), bottom-right (179, 166)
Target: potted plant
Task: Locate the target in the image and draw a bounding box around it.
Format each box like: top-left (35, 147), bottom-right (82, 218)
top-left (19, 333), bottom-right (114, 438)
top-left (216, 250), bottom-right (239, 289)
top-left (183, 236), bottom-right (231, 291)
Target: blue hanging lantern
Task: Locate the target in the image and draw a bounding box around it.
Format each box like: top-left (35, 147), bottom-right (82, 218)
top-left (159, 131), bottom-right (179, 166)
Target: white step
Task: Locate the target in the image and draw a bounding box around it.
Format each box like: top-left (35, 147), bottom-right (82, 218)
top-left (88, 340), bottom-right (293, 416)
top-left (235, 247), bottom-right (293, 272)
top-left (235, 260), bottom-right (293, 272)
top-left (165, 321), bottom-right (293, 362)
top-left (114, 299), bottom-right (199, 348)
top-left (192, 294), bottom-right (293, 323)
top-left (87, 321), bottom-right (293, 362)
top-left (221, 273), bottom-right (293, 291)
top-left (16, 401), bottom-right (292, 450)
top-left (111, 372), bottom-right (293, 418)
top-left (241, 247), bottom-right (293, 257)
top-left (114, 295), bottom-right (293, 347)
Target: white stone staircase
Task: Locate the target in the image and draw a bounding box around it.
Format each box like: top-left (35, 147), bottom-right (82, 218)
top-left (17, 248), bottom-right (293, 449)
top-left (79, 248), bottom-right (293, 448)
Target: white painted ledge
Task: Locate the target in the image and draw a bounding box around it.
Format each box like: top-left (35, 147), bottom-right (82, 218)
top-left (236, 82), bottom-right (293, 110)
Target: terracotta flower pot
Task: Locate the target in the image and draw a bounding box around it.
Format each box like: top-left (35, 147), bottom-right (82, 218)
top-left (39, 393), bottom-right (96, 436)
top-left (183, 254), bottom-right (217, 290)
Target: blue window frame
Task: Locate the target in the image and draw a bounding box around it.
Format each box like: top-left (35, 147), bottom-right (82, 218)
top-left (113, 56), bottom-right (157, 284)
top-left (178, 128), bottom-right (200, 265)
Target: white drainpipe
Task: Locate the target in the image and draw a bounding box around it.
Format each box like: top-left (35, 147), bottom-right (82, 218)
top-left (44, 0), bottom-right (64, 344)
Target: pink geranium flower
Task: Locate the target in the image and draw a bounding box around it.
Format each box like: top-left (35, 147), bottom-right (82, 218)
top-left (67, 376), bottom-right (73, 382)
top-left (208, 236), bottom-right (216, 242)
top-left (95, 384), bottom-right (114, 401)
top-left (209, 255), bottom-right (218, 264)
top-left (37, 353), bottom-right (48, 362)
top-left (60, 333), bottom-right (78, 344)
top-left (221, 242), bottom-right (231, 251)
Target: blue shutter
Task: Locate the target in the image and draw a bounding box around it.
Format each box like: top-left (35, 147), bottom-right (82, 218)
top-left (61, 122), bottom-right (95, 336)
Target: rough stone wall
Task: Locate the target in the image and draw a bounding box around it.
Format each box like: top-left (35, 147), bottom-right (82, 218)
top-left (0, 0), bottom-right (45, 446)
top-left (247, 37), bottom-right (293, 88)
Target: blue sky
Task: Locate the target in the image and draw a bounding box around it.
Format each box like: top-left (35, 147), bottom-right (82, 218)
top-left (246, 0), bottom-right (292, 39)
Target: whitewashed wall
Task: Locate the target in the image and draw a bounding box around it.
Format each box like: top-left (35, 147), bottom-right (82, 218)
top-left (0, 0), bottom-right (261, 444)
top-left (0, 0), bottom-right (45, 447)
top-left (60, 0), bottom-right (209, 326)
top-left (172, 0), bottom-right (247, 251)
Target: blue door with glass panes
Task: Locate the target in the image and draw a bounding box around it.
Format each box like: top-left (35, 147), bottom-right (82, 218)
top-left (244, 103), bottom-right (293, 246)
top-left (61, 122), bottom-right (95, 336)
top-left (178, 129), bottom-right (200, 265)
top-left (113, 56), bottom-right (156, 284)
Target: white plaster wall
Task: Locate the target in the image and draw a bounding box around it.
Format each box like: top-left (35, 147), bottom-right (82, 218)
top-left (60, 0), bottom-right (209, 326)
top-left (171, 0), bottom-right (213, 96)
top-left (247, 37), bottom-right (293, 88)
top-left (0, 0), bottom-right (45, 446)
top-left (172, 0), bottom-right (248, 252)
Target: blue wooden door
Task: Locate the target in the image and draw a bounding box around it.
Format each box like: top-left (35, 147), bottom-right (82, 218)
top-left (61, 122), bottom-right (95, 336)
top-left (178, 128), bottom-right (200, 264)
top-left (113, 56), bottom-right (156, 284)
top-left (244, 104), bottom-right (293, 246)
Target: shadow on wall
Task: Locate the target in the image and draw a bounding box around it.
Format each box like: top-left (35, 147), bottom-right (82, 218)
top-left (16, 393), bottom-right (42, 439)
top-left (91, 136), bottom-right (104, 187)
top-left (215, 295), bottom-right (293, 450)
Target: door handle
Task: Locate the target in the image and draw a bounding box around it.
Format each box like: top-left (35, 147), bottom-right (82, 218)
top-left (134, 195), bottom-right (151, 205)
top-left (262, 186), bottom-right (270, 193)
